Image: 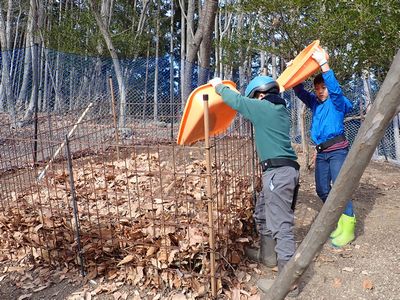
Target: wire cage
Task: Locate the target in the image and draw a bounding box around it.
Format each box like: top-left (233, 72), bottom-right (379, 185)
top-left (0, 100), bottom-right (259, 298)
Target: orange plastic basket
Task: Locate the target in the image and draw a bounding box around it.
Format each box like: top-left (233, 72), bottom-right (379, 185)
top-left (277, 40), bottom-right (328, 91)
top-left (177, 80), bottom-right (238, 145)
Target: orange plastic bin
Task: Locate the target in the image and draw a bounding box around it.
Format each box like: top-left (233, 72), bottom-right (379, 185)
top-left (177, 80), bottom-right (238, 146)
top-left (277, 40), bottom-right (328, 92)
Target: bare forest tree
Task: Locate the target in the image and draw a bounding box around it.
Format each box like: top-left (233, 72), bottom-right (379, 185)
top-left (179, 0), bottom-right (218, 107)
top-left (153, 0), bottom-right (160, 121)
top-left (88, 0), bottom-right (127, 128)
top-left (22, 0), bottom-right (43, 123)
top-left (0, 0), bottom-right (16, 123)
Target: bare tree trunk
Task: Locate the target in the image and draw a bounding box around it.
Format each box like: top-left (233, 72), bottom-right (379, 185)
top-left (88, 0), bottom-right (127, 128)
top-left (169, 0), bottom-right (174, 133)
top-left (214, 13), bottom-right (220, 77)
top-left (5, 0), bottom-right (12, 49)
top-left (216, 8), bottom-right (233, 79)
top-left (53, 0), bottom-right (63, 112)
top-left (186, 0), bottom-right (195, 57)
top-left (362, 70), bottom-right (378, 159)
top-left (271, 40), bottom-right (277, 79)
top-left (22, 43), bottom-right (39, 123)
top-left (238, 14), bottom-right (246, 94)
top-left (10, 2), bottom-right (23, 88)
top-left (263, 49), bottom-right (400, 300)
top-left (17, 6), bottom-right (33, 111)
top-left (22, 0), bottom-right (43, 123)
top-left (142, 42), bottom-right (150, 121)
top-left (41, 48), bottom-right (49, 112)
top-left (153, 0), bottom-right (160, 121)
top-left (182, 0), bottom-right (218, 104)
top-left (179, 0), bottom-right (186, 111)
top-left (135, 0), bottom-right (150, 40)
top-left (0, 1), bottom-right (16, 123)
top-left (198, 0), bottom-right (218, 85)
top-left (300, 102), bottom-right (310, 168)
top-left (260, 51), bottom-right (266, 75)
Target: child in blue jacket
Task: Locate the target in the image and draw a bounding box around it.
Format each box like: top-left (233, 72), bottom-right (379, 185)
top-left (293, 48), bottom-right (356, 247)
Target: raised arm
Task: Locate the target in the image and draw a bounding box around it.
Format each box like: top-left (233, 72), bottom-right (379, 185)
top-left (323, 70), bottom-right (353, 113)
top-left (215, 84), bottom-right (263, 123)
top-left (293, 83), bottom-right (318, 109)
top-left (313, 48), bottom-right (353, 113)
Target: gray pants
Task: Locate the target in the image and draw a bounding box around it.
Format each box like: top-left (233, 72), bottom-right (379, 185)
top-left (254, 166), bottom-right (300, 261)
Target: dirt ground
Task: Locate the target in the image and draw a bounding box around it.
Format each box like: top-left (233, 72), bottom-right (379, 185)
top-left (1, 157), bottom-right (399, 300)
top-left (254, 158), bottom-right (400, 300)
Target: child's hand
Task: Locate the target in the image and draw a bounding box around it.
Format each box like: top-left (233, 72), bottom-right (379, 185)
top-left (312, 48), bottom-right (328, 66)
top-left (209, 77), bottom-right (222, 87)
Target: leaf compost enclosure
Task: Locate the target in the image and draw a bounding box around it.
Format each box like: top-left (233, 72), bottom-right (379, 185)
top-left (0, 101), bottom-right (258, 298)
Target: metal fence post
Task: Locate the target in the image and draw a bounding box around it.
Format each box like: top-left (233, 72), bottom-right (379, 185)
top-left (109, 75), bottom-right (120, 159)
top-left (203, 94), bottom-right (216, 297)
top-left (33, 43), bottom-right (40, 165)
top-left (65, 135), bottom-right (85, 276)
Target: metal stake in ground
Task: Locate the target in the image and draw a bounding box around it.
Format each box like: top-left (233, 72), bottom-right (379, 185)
top-left (109, 76), bottom-right (120, 160)
top-left (65, 135), bottom-right (85, 276)
top-left (203, 94), bottom-right (216, 297)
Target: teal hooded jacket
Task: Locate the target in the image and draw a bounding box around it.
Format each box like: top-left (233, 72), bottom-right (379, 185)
top-left (215, 84), bottom-right (297, 163)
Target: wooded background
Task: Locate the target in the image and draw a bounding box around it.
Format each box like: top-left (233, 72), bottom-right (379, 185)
top-left (0, 0), bottom-right (399, 161)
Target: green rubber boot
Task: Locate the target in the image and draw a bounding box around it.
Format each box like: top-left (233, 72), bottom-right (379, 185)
top-left (331, 214), bottom-right (356, 247)
top-left (329, 215), bottom-right (344, 239)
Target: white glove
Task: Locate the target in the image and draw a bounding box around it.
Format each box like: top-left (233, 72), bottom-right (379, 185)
top-left (312, 48), bottom-right (328, 66)
top-left (209, 77), bottom-right (223, 88)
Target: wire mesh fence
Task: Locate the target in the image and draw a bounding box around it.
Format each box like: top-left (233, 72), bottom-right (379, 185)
top-left (1, 46), bottom-right (400, 297)
top-left (0, 103), bottom-right (258, 297)
top-left (1, 46), bottom-right (399, 163)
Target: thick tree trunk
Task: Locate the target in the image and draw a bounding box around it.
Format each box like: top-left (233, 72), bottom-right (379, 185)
top-left (0, 1), bottom-right (16, 123)
top-left (182, 0), bottom-right (218, 103)
top-left (263, 49), bottom-right (400, 300)
top-left (22, 0), bottom-right (43, 123)
top-left (198, 0), bottom-right (217, 85)
top-left (88, 0), bottom-right (127, 128)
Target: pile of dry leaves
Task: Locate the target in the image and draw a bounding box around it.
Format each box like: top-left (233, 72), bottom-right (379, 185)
top-left (0, 149), bottom-right (258, 298)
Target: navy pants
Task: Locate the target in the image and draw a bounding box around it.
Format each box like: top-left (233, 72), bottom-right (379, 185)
top-left (315, 148), bottom-right (354, 216)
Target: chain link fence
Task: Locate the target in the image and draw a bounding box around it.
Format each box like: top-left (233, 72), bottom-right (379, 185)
top-left (1, 46), bottom-right (399, 164)
top-left (0, 46), bottom-right (400, 296)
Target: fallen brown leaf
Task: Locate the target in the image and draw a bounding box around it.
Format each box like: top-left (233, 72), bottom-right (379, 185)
top-left (333, 277), bottom-right (342, 288)
top-left (117, 255), bottom-right (134, 266)
top-left (363, 278), bottom-right (374, 290)
top-left (18, 294), bottom-right (32, 300)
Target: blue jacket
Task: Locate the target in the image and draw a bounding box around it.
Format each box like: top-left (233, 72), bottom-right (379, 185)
top-left (293, 70), bottom-right (353, 145)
